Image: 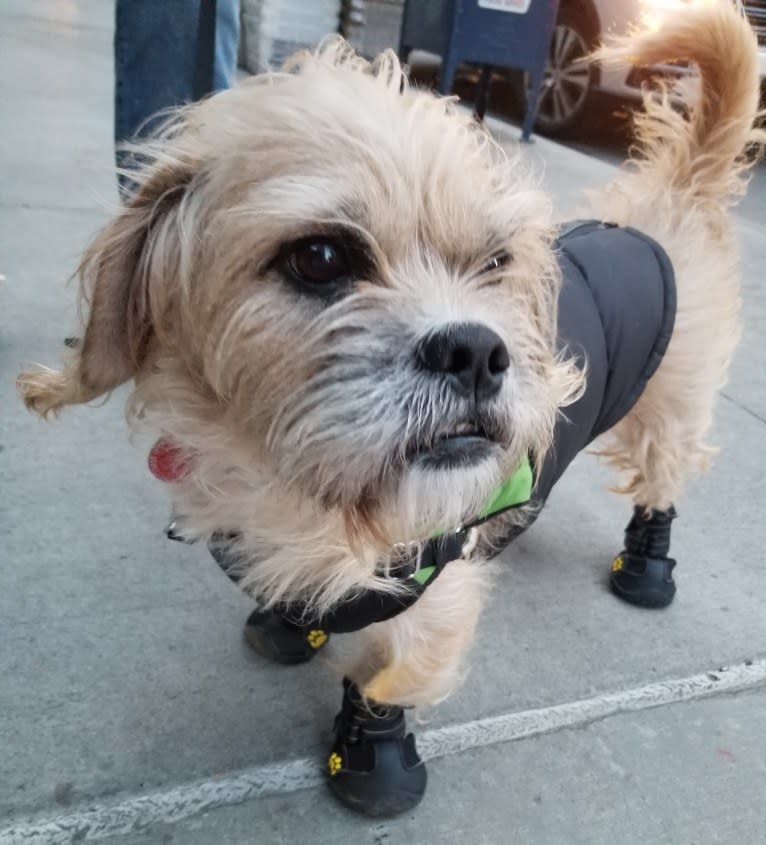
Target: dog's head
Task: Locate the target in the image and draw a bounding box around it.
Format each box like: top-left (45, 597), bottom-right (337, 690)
top-left (20, 39), bottom-right (582, 545)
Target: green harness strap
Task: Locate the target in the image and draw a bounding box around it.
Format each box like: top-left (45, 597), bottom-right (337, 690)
top-left (412, 456), bottom-right (534, 586)
top-left (478, 456), bottom-right (534, 520)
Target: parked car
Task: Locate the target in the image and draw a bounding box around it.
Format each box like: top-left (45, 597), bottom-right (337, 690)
top-left (524, 0), bottom-right (766, 135)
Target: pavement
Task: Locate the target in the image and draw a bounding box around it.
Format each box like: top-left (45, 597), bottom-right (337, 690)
top-left (1, 2), bottom-right (765, 844)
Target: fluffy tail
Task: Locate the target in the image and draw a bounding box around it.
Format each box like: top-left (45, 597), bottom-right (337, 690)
top-left (596, 0), bottom-right (765, 205)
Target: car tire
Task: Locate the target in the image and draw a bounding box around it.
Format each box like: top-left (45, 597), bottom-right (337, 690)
top-left (519, 5), bottom-right (598, 136)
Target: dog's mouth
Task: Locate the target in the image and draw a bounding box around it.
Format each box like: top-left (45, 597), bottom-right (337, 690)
top-left (408, 419), bottom-right (505, 469)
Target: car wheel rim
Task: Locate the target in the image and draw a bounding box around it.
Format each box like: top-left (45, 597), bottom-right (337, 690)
top-left (531, 24), bottom-right (591, 130)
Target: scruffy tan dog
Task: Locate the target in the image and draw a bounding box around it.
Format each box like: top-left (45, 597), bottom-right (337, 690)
top-left (19, 1), bottom-right (763, 817)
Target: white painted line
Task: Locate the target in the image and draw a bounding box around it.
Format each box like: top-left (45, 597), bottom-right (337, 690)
top-left (418, 658), bottom-right (766, 760)
top-left (0, 759), bottom-right (323, 845)
top-left (3, 659), bottom-right (765, 844)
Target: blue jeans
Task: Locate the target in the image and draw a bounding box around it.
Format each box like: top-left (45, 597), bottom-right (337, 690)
top-left (114, 0), bottom-right (240, 145)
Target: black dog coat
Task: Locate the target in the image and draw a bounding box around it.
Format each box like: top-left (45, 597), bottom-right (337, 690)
top-left (527, 219), bottom-right (677, 511)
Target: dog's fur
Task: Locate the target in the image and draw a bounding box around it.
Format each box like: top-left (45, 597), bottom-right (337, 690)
top-left (20, 2), bottom-right (764, 708)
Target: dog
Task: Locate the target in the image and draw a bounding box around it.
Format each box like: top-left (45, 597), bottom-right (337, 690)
top-left (19, 0), bottom-right (764, 818)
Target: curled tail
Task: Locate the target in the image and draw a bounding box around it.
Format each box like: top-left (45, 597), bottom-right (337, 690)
top-left (596, 0), bottom-right (765, 205)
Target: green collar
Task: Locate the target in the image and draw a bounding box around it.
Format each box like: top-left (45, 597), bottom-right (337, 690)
top-left (478, 455), bottom-right (534, 521)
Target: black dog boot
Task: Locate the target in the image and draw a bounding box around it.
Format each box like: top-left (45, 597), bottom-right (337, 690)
top-left (327, 678), bottom-right (427, 817)
top-left (610, 505), bottom-right (677, 608)
top-left (206, 532), bottom-right (330, 664)
top-left (244, 609), bottom-right (330, 665)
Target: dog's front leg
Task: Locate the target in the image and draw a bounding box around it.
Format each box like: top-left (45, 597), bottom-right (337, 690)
top-left (356, 557), bottom-right (489, 706)
top-left (326, 558), bottom-right (490, 817)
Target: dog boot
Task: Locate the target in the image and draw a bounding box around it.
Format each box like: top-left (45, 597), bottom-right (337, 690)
top-left (610, 505), bottom-right (677, 608)
top-left (206, 533), bottom-right (330, 663)
top-left (327, 678), bottom-right (427, 817)
top-left (243, 608), bottom-right (330, 665)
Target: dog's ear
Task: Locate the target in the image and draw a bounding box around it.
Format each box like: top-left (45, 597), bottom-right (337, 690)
top-left (19, 156), bottom-right (193, 417)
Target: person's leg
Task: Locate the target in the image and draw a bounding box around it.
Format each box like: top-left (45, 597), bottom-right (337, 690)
top-left (114, 0), bottom-right (239, 161)
top-left (214, 0), bottom-right (240, 90)
top-left (115, 0), bottom-right (196, 146)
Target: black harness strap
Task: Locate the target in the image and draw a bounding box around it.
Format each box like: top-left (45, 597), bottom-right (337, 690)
top-left (283, 530), bottom-right (468, 634)
top-left (208, 528), bottom-right (469, 634)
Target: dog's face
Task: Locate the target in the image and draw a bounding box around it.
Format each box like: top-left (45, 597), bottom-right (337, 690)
top-left (23, 41), bottom-right (580, 543)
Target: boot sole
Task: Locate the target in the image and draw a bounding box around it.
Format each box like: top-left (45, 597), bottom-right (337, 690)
top-left (610, 575), bottom-right (676, 609)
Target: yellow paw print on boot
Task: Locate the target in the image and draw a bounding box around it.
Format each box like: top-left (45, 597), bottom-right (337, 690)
top-left (328, 752), bottom-right (343, 776)
top-left (306, 629), bottom-right (328, 649)
top-left (612, 555), bottom-right (624, 572)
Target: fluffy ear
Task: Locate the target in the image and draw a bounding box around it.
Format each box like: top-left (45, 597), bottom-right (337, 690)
top-left (18, 157), bottom-right (192, 417)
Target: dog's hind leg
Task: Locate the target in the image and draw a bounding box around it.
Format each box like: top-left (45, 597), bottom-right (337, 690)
top-left (588, 1), bottom-right (764, 608)
top-left (598, 293), bottom-right (735, 610)
top-left (326, 558), bottom-right (489, 816)
top-left (598, 367), bottom-right (700, 609)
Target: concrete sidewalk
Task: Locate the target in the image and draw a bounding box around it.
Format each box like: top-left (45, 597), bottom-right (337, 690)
top-left (1, 2), bottom-right (765, 843)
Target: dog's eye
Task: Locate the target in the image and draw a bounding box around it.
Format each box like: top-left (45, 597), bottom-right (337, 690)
top-left (287, 239), bottom-right (350, 286)
top-left (482, 250), bottom-right (511, 274)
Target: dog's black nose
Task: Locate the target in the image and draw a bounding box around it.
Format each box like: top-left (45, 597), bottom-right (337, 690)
top-left (417, 322), bottom-right (510, 401)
